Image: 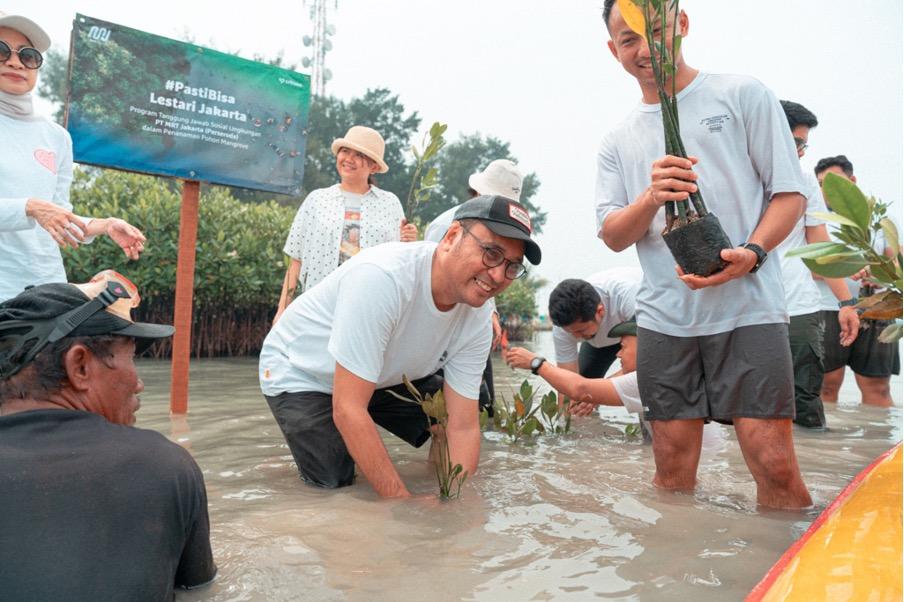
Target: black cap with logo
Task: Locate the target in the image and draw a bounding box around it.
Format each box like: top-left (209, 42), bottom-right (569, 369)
top-left (453, 195), bottom-right (542, 264)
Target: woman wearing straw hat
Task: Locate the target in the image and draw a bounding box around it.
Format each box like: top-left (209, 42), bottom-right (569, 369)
top-left (0, 12), bottom-right (147, 302)
top-left (275, 125), bottom-right (417, 322)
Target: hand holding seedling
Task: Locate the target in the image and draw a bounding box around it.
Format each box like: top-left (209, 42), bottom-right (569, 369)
top-left (502, 346), bottom-right (535, 370)
top-left (645, 155), bottom-right (698, 207)
top-left (677, 246), bottom-right (758, 290)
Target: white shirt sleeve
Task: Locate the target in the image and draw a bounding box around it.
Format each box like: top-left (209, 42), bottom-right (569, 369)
top-left (594, 135), bottom-right (629, 235)
top-left (552, 326), bottom-right (580, 364)
top-left (803, 171), bottom-right (826, 227)
top-left (610, 372), bottom-right (644, 415)
top-left (327, 264), bottom-right (401, 383)
top-left (442, 312), bottom-right (492, 400)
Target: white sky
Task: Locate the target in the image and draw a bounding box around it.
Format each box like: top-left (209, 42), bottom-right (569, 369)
top-left (12, 1), bottom-right (904, 313)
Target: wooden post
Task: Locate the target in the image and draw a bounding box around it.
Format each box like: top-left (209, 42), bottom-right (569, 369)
top-left (170, 180), bottom-right (200, 414)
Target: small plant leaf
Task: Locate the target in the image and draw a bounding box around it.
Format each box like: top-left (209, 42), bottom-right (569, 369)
top-left (786, 241), bottom-right (850, 259)
top-left (617, 0), bottom-right (646, 35)
top-left (880, 218), bottom-right (900, 256)
top-left (807, 211), bottom-right (861, 229)
top-left (878, 322), bottom-right (903, 344)
top-left (801, 256), bottom-right (869, 279)
top-left (860, 295), bottom-right (902, 321)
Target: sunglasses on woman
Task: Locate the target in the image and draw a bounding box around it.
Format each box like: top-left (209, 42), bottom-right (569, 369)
top-left (0, 40), bottom-right (43, 70)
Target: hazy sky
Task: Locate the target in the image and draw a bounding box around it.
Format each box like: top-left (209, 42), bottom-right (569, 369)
top-left (12, 1), bottom-right (903, 311)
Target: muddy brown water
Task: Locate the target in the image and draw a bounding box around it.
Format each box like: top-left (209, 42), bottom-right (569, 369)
top-left (131, 332), bottom-right (901, 601)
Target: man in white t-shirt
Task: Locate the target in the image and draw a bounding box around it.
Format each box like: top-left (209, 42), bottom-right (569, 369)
top-left (423, 159), bottom-right (524, 414)
top-left (774, 101), bottom-right (859, 429)
top-left (544, 267), bottom-right (641, 414)
top-left (814, 155), bottom-right (900, 406)
top-left (260, 195), bottom-right (541, 498)
top-left (596, 1), bottom-right (812, 508)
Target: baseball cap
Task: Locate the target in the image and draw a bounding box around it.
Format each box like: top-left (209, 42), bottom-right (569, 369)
top-left (0, 12), bottom-right (51, 53)
top-left (468, 159), bottom-right (523, 201)
top-left (607, 318), bottom-right (637, 338)
top-left (0, 272), bottom-right (174, 379)
top-left (453, 195), bottom-right (541, 265)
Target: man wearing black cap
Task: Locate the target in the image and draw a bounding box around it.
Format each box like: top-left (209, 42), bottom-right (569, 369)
top-left (0, 272), bottom-right (216, 600)
top-left (260, 195), bottom-right (541, 498)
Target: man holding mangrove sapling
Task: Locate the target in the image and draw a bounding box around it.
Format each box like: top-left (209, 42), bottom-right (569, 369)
top-left (542, 267), bottom-right (641, 415)
top-left (260, 195), bottom-right (541, 498)
top-left (595, 0), bottom-right (812, 508)
top-left (774, 100), bottom-right (860, 429)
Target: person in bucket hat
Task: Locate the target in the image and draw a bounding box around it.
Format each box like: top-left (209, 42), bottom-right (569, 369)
top-left (0, 12), bottom-right (148, 303)
top-left (275, 125), bottom-right (418, 321)
top-left (0, 271), bottom-right (216, 600)
top-left (260, 195), bottom-right (541, 498)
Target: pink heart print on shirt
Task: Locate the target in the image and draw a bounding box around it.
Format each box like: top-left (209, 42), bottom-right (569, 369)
top-left (34, 149), bottom-right (57, 174)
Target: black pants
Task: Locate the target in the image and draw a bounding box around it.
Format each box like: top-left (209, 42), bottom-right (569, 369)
top-left (265, 373), bottom-right (444, 488)
top-left (789, 312), bottom-right (827, 428)
top-left (578, 342), bottom-right (621, 378)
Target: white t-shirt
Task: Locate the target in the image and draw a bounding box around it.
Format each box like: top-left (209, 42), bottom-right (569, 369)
top-left (595, 72), bottom-right (807, 337)
top-left (552, 267), bottom-right (642, 363)
top-left (259, 242), bottom-right (492, 399)
top-left (776, 169), bottom-right (825, 317)
top-left (610, 371), bottom-right (725, 451)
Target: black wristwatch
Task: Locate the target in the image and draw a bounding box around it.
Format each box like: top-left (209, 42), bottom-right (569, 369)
top-left (741, 243), bottom-right (768, 273)
top-left (838, 298), bottom-right (858, 308)
top-left (530, 356), bottom-right (547, 375)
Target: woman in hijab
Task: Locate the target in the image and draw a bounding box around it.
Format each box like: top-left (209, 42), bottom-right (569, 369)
top-left (0, 12), bottom-right (147, 302)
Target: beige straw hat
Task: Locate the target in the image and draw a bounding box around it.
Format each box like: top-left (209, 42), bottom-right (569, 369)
top-left (331, 126), bottom-right (389, 173)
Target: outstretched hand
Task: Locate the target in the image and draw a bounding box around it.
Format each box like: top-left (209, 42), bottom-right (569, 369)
top-left (25, 198), bottom-right (86, 249)
top-left (503, 346), bottom-right (535, 370)
top-left (106, 218), bottom-right (146, 260)
top-left (837, 306), bottom-right (860, 347)
top-left (677, 246), bottom-right (758, 290)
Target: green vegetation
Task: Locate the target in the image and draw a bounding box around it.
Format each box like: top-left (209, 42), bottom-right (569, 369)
top-left (787, 173), bottom-right (902, 342)
top-left (493, 380), bottom-right (571, 443)
top-left (64, 170), bottom-right (293, 356)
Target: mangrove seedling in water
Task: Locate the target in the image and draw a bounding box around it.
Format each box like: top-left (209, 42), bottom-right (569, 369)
top-left (494, 380), bottom-right (571, 443)
top-left (787, 173), bottom-right (902, 342)
top-left (389, 375), bottom-right (468, 499)
top-left (405, 121), bottom-right (448, 219)
top-left (617, 0), bottom-right (732, 276)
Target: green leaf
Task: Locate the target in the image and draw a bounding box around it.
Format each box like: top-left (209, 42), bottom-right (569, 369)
top-left (878, 322), bottom-right (903, 344)
top-left (785, 242), bottom-right (850, 259)
top-left (821, 172), bottom-right (871, 234)
top-left (813, 251), bottom-right (869, 264)
top-left (807, 211), bottom-right (860, 228)
top-left (801, 256), bottom-right (869, 278)
top-left (880, 218), bottom-right (900, 256)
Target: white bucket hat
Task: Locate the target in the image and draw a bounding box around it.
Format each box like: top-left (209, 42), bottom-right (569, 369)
top-left (0, 12), bottom-right (51, 53)
top-left (468, 159), bottom-right (523, 201)
top-left (330, 126), bottom-right (389, 173)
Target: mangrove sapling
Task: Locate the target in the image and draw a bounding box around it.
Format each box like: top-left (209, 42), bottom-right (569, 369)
top-left (405, 121), bottom-right (448, 219)
top-left (618, 0), bottom-right (732, 276)
top-left (538, 391), bottom-right (572, 435)
top-left (787, 173), bottom-right (903, 342)
top-left (389, 376), bottom-right (468, 499)
top-left (493, 380), bottom-right (572, 442)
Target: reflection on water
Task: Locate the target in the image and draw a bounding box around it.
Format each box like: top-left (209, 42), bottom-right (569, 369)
top-left (131, 332), bottom-right (902, 601)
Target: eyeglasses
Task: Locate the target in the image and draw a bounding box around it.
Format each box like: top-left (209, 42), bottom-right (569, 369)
top-left (461, 224), bottom-right (527, 280)
top-left (0, 40), bottom-right (43, 70)
top-left (793, 137), bottom-right (808, 152)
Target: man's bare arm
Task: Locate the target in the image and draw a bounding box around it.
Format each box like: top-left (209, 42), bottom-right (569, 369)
top-left (443, 383), bottom-right (481, 477)
top-left (332, 363), bottom-right (409, 498)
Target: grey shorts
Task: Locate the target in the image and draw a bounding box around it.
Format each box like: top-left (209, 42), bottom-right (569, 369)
top-left (637, 323), bottom-right (794, 422)
top-left (821, 310), bottom-right (901, 377)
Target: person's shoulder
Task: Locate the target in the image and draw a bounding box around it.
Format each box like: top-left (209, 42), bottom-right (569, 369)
top-left (30, 116), bottom-right (72, 146)
top-left (599, 109), bottom-right (644, 150)
top-left (108, 423), bottom-right (202, 474)
top-left (702, 72), bottom-right (773, 98)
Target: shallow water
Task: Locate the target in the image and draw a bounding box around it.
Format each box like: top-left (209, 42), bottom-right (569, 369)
top-left (133, 332), bottom-right (902, 601)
